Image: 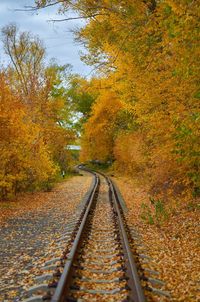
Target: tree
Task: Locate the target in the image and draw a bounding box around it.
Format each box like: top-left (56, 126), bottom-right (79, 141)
top-left (0, 72), bottom-right (57, 198)
top-left (66, 75), bottom-right (96, 132)
top-left (2, 24), bottom-right (45, 100)
top-left (0, 25), bottom-right (75, 198)
top-left (80, 89), bottom-right (123, 161)
top-left (35, 0), bottom-right (200, 197)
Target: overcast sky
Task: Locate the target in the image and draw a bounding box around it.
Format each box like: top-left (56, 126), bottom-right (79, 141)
top-left (0, 0), bottom-right (92, 76)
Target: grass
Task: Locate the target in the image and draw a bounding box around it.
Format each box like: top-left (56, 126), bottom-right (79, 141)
top-left (140, 197), bottom-right (168, 225)
top-left (0, 201), bottom-right (18, 208)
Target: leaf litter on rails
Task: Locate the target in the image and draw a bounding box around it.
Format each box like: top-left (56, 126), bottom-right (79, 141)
top-left (0, 173), bottom-right (92, 302)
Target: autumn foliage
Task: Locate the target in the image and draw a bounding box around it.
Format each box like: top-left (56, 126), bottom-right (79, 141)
top-left (81, 90), bottom-right (123, 161)
top-left (44, 0), bottom-right (199, 199)
top-left (2, 0), bottom-right (200, 199)
top-left (0, 25), bottom-right (74, 199)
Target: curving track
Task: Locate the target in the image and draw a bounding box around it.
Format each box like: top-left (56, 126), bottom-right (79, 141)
top-left (23, 167), bottom-right (146, 302)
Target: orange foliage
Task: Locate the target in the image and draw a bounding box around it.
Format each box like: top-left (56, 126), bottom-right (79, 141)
top-left (80, 90), bottom-right (123, 161)
top-left (0, 26), bottom-right (74, 198)
top-left (0, 73), bottom-right (57, 198)
top-left (113, 132), bottom-right (147, 176)
top-left (32, 1), bottom-right (200, 197)
top-left (71, 0), bottom-right (199, 197)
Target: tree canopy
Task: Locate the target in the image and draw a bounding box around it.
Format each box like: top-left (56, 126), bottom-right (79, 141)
top-left (0, 25), bottom-right (74, 198)
top-left (1, 0), bottom-right (199, 200)
top-left (35, 0), bottom-right (200, 198)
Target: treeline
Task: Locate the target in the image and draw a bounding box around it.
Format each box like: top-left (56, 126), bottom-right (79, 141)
top-left (0, 25), bottom-right (74, 199)
top-left (81, 0), bottom-right (200, 199)
top-left (1, 1), bottom-right (199, 200)
top-left (35, 0), bottom-right (200, 199)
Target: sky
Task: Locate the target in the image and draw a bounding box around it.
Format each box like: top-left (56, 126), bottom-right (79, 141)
top-left (0, 0), bottom-right (92, 76)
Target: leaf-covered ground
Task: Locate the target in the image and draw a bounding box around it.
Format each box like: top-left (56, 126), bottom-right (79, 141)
top-left (115, 176), bottom-right (200, 302)
top-left (0, 174), bottom-right (92, 302)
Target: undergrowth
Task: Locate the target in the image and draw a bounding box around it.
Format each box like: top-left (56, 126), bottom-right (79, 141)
top-left (140, 197), bottom-right (168, 225)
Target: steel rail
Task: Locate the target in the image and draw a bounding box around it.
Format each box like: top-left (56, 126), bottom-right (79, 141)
top-left (107, 177), bottom-right (146, 302)
top-left (51, 171), bottom-right (99, 302)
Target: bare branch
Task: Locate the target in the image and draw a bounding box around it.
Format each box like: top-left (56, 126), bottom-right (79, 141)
top-left (13, 1), bottom-right (64, 12)
top-left (49, 13), bottom-right (108, 22)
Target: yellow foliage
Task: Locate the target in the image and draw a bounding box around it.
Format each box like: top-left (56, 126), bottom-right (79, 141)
top-left (29, 0), bottom-right (200, 197)
top-left (74, 0), bottom-right (200, 197)
top-left (0, 73), bottom-right (58, 198)
top-left (80, 90), bottom-right (123, 161)
top-left (114, 133), bottom-right (147, 176)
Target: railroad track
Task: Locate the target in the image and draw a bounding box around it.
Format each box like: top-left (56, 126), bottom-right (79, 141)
top-left (23, 167), bottom-right (169, 302)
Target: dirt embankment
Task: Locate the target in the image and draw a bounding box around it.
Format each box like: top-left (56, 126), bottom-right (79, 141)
top-left (115, 176), bottom-right (200, 302)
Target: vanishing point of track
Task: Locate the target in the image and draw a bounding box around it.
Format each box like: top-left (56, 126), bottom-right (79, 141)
top-left (23, 167), bottom-right (146, 302)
